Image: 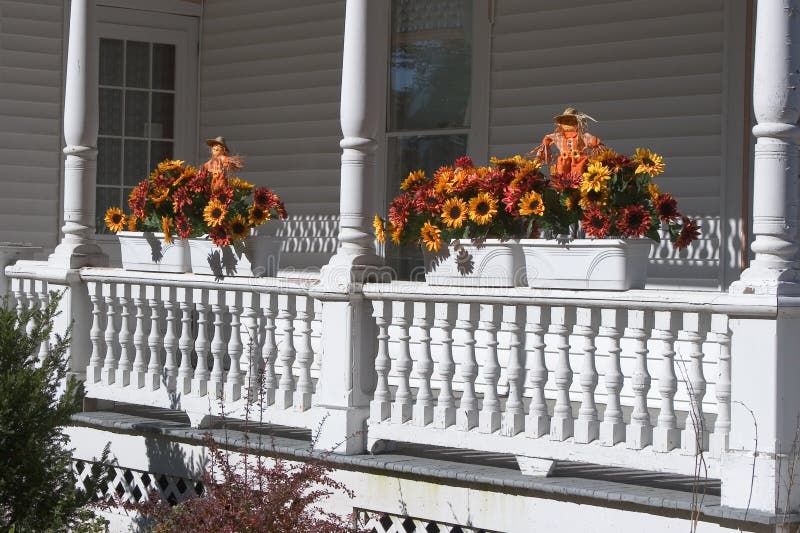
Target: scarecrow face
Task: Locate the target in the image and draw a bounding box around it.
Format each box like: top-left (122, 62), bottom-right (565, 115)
top-left (211, 143), bottom-right (225, 157)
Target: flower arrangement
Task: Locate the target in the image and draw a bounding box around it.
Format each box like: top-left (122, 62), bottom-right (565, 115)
top-left (104, 159), bottom-right (287, 247)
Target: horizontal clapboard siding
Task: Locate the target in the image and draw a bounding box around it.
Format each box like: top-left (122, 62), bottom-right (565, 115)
top-left (0, 0), bottom-right (64, 255)
top-left (490, 0), bottom-right (728, 289)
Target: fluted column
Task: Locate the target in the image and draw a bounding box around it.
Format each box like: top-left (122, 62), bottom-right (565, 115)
top-left (49, 0), bottom-right (106, 268)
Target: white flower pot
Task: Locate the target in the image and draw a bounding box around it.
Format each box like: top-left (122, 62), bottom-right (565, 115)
top-left (422, 239), bottom-right (526, 287)
top-left (189, 235), bottom-right (282, 277)
top-left (117, 231), bottom-right (190, 273)
top-left (521, 238), bottom-right (651, 290)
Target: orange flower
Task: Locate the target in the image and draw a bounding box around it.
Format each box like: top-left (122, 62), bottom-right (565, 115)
top-left (203, 198), bottom-right (228, 227)
top-left (518, 191), bottom-right (544, 217)
top-left (161, 216), bottom-right (173, 243)
top-left (420, 221), bottom-right (441, 252)
top-left (104, 207), bottom-right (126, 233)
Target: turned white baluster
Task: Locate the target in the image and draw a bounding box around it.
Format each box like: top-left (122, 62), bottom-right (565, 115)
top-left (24, 279), bottom-right (37, 338)
top-left (177, 288), bottom-right (194, 394)
top-left (413, 301), bottom-right (434, 426)
top-left (191, 288), bottom-right (210, 396)
top-left (502, 305), bottom-right (525, 436)
top-left (626, 309), bottom-right (652, 449)
top-left (525, 305), bottom-right (551, 438)
top-left (710, 314), bottom-right (731, 456)
top-left (13, 278), bottom-right (26, 328)
top-left (145, 286), bottom-right (164, 390)
top-left (370, 300), bottom-right (392, 422)
top-left (276, 294), bottom-right (296, 409)
top-left (391, 300), bottom-right (413, 423)
top-left (208, 290), bottom-right (227, 398)
top-left (294, 295), bottom-right (314, 411)
top-left (433, 302), bottom-right (456, 429)
top-left (478, 304), bottom-right (501, 434)
top-left (599, 308), bottom-right (626, 446)
top-left (101, 283), bottom-right (117, 385)
top-left (456, 303), bottom-right (479, 431)
top-left (261, 293), bottom-right (278, 405)
top-left (86, 281), bottom-right (104, 383)
top-left (312, 299), bottom-right (323, 372)
top-left (225, 291), bottom-right (244, 401)
top-left (35, 280), bottom-right (49, 364)
top-left (550, 306), bottom-right (575, 441)
top-left (115, 284), bottom-right (133, 387)
top-left (681, 312), bottom-right (710, 454)
top-left (574, 307), bottom-right (600, 444)
top-left (242, 292), bottom-right (262, 402)
top-left (161, 286), bottom-right (178, 391)
top-left (653, 311), bottom-right (680, 452)
top-left (131, 285), bottom-right (149, 389)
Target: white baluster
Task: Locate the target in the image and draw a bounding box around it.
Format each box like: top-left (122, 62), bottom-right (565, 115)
top-left (115, 284), bottom-right (133, 387)
top-left (161, 286), bottom-right (178, 391)
top-left (177, 288), bottom-right (194, 394)
top-left (599, 308), bottom-right (626, 446)
top-left (24, 279), bottom-right (36, 338)
top-left (242, 292), bottom-right (262, 402)
top-left (574, 307), bottom-right (600, 444)
top-left (525, 305), bottom-right (551, 438)
top-left (653, 311), bottom-right (681, 452)
top-left (294, 295), bottom-right (315, 411)
top-left (391, 300), bottom-right (412, 423)
top-left (146, 285), bottom-right (164, 390)
top-left (191, 288), bottom-right (210, 396)
top-left (35, 280), bottom-right (50, 364)
top-left (101, 284), bottom-right (117, 385)
top-left (626, 309), bottom-right (652, 449)
top-left (13, 278), bottom-right (27, 329)
top-left (209, 290), bottom-right (227, 398)
top-left (502, 304), bottom-right (525, 436)
top-left (550, 306), bottom-right (575, 441)
top-left (86, 281), bottom-right (104, 383)
top-left (681, 312), bottom-right (710, 454)
top-left (312, 299), bottom-right (323, 372)
top-left (370, 300), bottom-right (392, 422)
top-left (433, 302), bottom-right (456, 429)
top-left (131, 284), bottom-right (148, 389)
top-left (478, 304), bottom-right (501, 434)
top-left (710, 313), bottom-right (731, 456)
top-left (413, 301), bottom-right (434, 426)
top-left (456, 303), bottom-right (479, 431)
top-left (261, 293), bottom-right (278, 405)
top-left (225, 291), bottom-right (244, 401)
top-left (276, 294), bottom-right (296, 409)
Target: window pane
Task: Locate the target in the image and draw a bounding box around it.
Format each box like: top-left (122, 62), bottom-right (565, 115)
top-left (96, 187), bottom-right (122, 234)
top-left (97, 137), bottom-right (122, 185)
top-left (124, 90), bottom-right (149, 137)
top-left (126, 41), bottom-right (150, 88)
top-left (99, 88), bottom-right (122, 135)
top-left (150, 140), bottom-right (173, 169)
top-left (99, 38), bottom-right (123, 86)
top-left (124, 139), bottom-right (148, 186)
top-left (389, 0), bottom-right (472, 131)
top-left (151, 92), bottom-right (175, 138)
top-left (152, 44), bottom-right (176, 90)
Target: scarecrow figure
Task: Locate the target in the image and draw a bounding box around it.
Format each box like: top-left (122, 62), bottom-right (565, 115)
top-left (529, 107), bottom-right (604, 176)
top-left (203, 136), bottom-right (243, 192)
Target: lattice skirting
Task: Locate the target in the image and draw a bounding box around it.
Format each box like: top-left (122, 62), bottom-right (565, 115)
top-left (73, 460), bottom-right (202, 505)
top-left (357, 509), bottom-right (500, 533)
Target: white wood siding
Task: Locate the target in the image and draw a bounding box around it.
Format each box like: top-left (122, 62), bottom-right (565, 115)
top-left (199, 0), bottom-right (346, 268)
top-left (0, 0), bottom-right (64, 255)
top-left (489, 0), bottom-right (737, 289)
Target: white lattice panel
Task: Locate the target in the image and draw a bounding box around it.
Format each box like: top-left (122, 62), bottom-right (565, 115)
top-left (357, 509), bottom-right (498, 533)
top-left (73, 460), bottom-right (202, 505)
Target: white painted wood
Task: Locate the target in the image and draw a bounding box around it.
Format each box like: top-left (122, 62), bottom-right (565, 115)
top-left (225, 291), bottom-right (244, 401)
top-left (525, 305), bottom-right (551, 438)
top-left (574, 308), bottom-right (599, 444)
top-left (412, 301), bottom-right (434, 426)
top-left (87, 281), bottom-right (104, 383)
top-left (131, 285), bottom-right (148, 389)
top-left (502, 305), bottom-right (525, 436)
top-left (626, 310), bottom-right (652, 449)
top-left (276, 294), bottom-right (296, 409)
top-left (478, 304), bottom-right (501, 434)
top-left (242, 292), bottom-right (262, 402)
top-left (115, 284), bottom-right (133, 387)
top-left (101, 284), bottom-right (117, 385)
top-left (191, 288), bottom-right (210, 396)
top-left (208, 290), bottom-right (226, 398)
top-left (456, 303), bottom-right (479, 431)
top-left (681, 312), bottom-right (710, 454)
top-left (161, 287), bottom-right (179, 391)
top-left (293, 295), bottom-right (314, 411)
top-left (391, 300), bottom-right (413, 424)
top-left (260, 293), bottom-right (278, 405)
top-left (709, 313), bottom-right (731, 457)
top-left (433, 302), bottom-right (456, 429)
top-left (599, 308), bottom-right (626, 446)
top-left (370, 300), bottom-right (391, 422)
top-left (177, 287), bottom-right (194, 394)
top-left (652, 311), bottom-right (680, 452)
top-left (549, 307), bottom-right (574, 441)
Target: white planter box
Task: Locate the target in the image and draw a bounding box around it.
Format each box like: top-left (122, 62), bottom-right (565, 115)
top-left (189, 235), bottom-right (282, 277)
top-left (117, 231), bottom-right (190, 273)
top-left (423, 239), bottom-right (526, 287)
top-left (521, 238), bottom-right (651, 290)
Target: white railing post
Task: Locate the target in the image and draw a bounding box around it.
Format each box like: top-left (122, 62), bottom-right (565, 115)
top-left (652, 310), bottom-right (680, 452)
top-left (525, 305), bottom-right (551, 438)
top-left (599, 308), bottom-right (626, 446)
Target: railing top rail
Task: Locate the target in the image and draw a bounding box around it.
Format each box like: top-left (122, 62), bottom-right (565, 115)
top-left (362, 281), bottom-right (794, 318)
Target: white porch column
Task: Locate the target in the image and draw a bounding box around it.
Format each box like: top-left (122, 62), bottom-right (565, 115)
top-left (733, 0), bottom-right (800, 295)
top-left (49, 0), bottom-right (107, 269)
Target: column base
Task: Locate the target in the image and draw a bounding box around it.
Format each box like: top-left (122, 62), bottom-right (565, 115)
top-left (653, 427), bottom-right (681, 452)
top-left (574, 419), bottom-right (600, 444)
top-left (731, 264), bottom-right (800, 296)
top-left (370, 401), bottom-right (390, 423)
top-left (433, 406), bottom-right (455, 429)
top-left (599, 421), bottom-right (626, 446)
top-left (48, 242), bottom-right (108, 269)
top-left (626, 423), bottom-right (653, 449)
top-left (526, 414), bottom-right (550, 438)
top-left (550, 416), bottom-right (573, 441)
top-left (312, 405), bottom-right (368, 455)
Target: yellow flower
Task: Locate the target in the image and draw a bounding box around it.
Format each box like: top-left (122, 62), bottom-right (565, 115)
top-left (389, 223), bottom-right (402, 244)
top-left (420, 221), bottom-right (442, 252)
top-left (434, 167), bottom-right (455, 194)
top-left (579, 185), bottom-right (609, 210)
top-left (468, 192), bottom-right (498, 225)
top-left (648, 182), bottom-right (661, 202)
top-left (440, 198), bottom-right (468, 229)
top-left (157, 159), bottom-right (185, 173)
top-left (150, 186), bottom-right (170, 207)
top-left (161, 216), bottom-right (173, 243)
top-left (518, 191), bottom-right (545, 217)
top-left (127, 215), bottom-right (139, 232)
top-left (490, 155), bottom-right (525, 167)
top-left (595, 149), bottom-right (620, 164)
top-left (633, 148), bottom-right (665, 176)
top-left (104, 207), bottom-right (126, 233)
top-left (373, 215), bottom-right (386, 243)
top-left (582, 161), bottom-right (612, 191)
top-left (564, 191), bottom-right (579, 212)
top-left (401, 170), bottom-right (426, 190)
top-left (230, 177), bottom-right (255, 191)
top-left (203, 198), bottom-right (228, 227)
top-left (172, 165), bottom-right (196, 187)
top-left (248, 204), bottom-right (270, 226)
top-left (228, 214), bottom-right (249, 241)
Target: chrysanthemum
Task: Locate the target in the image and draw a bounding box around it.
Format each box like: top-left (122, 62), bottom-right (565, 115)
top-left (655, 193), bottom-right (680, 221)
top-left (128, 181), bottom-right (149, 219)
top-left (454, 156), bottom-right (473, 169)
top-left (161, 216), bottom-right (173, 243)
top-left (518, 191), bottom-right (545, 217)
top-left (582, 207), bottom-right (611, 239)
top-left (582, 161), bottom-right (612, 191)
top-left (373, 215), bottom-right (386, 243)
top-left (228, 214), bottom-right (249, 241)
top-left (550, 171), bottom-right (582, 192)
top-left (203, 198), bottom-right (228, 227)
top-left (616, 205), bottom-right (652, 237)
top-left (212, 185), bottom-right (234, 206)
top-left (253, 187), bottom-right (271, 207)
top-left (248, 204), bottom-right (270, 226)
top-left (175, 214), bottom-right (191, 240)
top-left (209, 225), bottom-right (231, 247)
top-left (104, 207), bottom-right (126, 233)
top-left (401, 170), bottom-right (426, 191)
top-left (413, 186), bottom-right (442, 214)
top-left (229, 177), bottom-right (254, 191)
top-left (420, 221), bottom-right (442, 252)
top-left (388, 194), bottom-right (413, 227)
top-left (633, 148), bottom-right (665, 176)
top-left (172, 187), bottom-right (192, 213)
top-left (674, 217), bottom-right (700, 250)
top-left (440, 198), bottom-right (468, 228)
top-left (127, 215), bottom-right (139, 232)
top-left (468, 192), bottom-right (498, 225)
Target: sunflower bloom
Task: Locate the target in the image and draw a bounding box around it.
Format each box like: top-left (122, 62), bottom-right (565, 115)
top-left (390, 223), bottom-right (402, 244)
top-left (401, 170), bottom-right (426, 190)
top-left (582, 161), bottom-right (612, 191)
top-left (157, 159), bottom-right (185, 173)
top-left (468, 192), bottom-right (498, 225)
top-left (127, 215), bottom-right (139, 232)
top-left (616, 205), bottom-right (652, 238)
top-left (150, 186), bottom-right (170, 208)
top-left (440, 198), bottom-right (468, 229)
top-left (420, 221), bottom-right (442, 252)
top-left (633, 148), bottom-right (665, 176)
top-left (172, 165), bottom-right (196, 187)
top-left (161, 216), bottom-right (174, 243)
top-left (228, 214), bottom-right (250, 241)
top-left (104, 207), bottom-right (126, 233)
top-left (373, 215), bottom-right (386, 243)
top-left (518, 191), bottom-right (545, 217)
top-left (579, 183), bottom-right (609, 210)
top-left (229, 177), bottom-right (255, 191)
top-left (655, 193), bottom-right (680, 222)
top-left (674, 217), bottom-right (700, 250)
top-left (248, 204), bottom-right (270, 226)
top-left (582, 207), bottom-right (611, 239)
top-left (203, 198), bottom-right (228, 227)
top-left (648, 182), bottom-right (661, 202)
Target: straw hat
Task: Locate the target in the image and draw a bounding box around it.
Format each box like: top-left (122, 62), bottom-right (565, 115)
top-left (205, 136), bottom-right (230, 152)
top-left (553, 107), bottom-right (596, 130)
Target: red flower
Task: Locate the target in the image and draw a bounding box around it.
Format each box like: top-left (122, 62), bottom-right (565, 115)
top-left (128, 181), bottom-right (149, 219)
top-left (388, 193), bottom-right (413, 227)
top-left (413, 186), bottom-right (442, 214)
top-left (175, 214), bottom-right (191, 239)
top-left (616, 205), bottom-right (652, 237)
top-left (212, 185), bottom-right (234, 206)
top-left (454, 156), bottom-right (474, 169)
top-left (674, 217), bottom-right (700, 250)
top-left (172, 187), bottom-right (192, 213)
top-left (655, 193), bottom-right (680, 222)
top-left (187, 172), bottom-right (210, 195)
top-left (550, 171), bottom-right (582, 192)
top-left (209, 225), bottom-right (231, 247)
top-left (583, 207), bottom-right (612, 239)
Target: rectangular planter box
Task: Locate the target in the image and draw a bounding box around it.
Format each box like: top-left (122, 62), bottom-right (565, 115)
top-left (521, 238), bottom-right (651, 290)
top-left (423, 239), bottom-right (526, 287)
top-left (118, 231), bottom-right (190, 273)
top-left (189, 235), bottom-right (282, 277)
